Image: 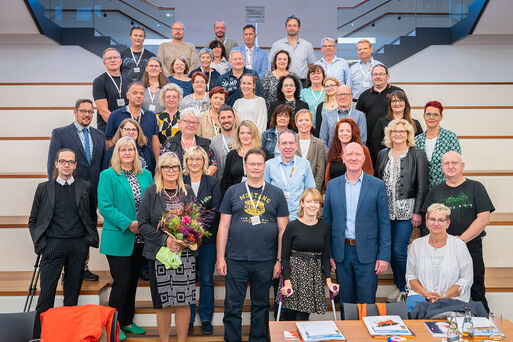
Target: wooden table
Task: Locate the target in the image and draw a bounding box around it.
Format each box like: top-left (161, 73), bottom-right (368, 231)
top-left (270, 319), bottom-right (513, 341)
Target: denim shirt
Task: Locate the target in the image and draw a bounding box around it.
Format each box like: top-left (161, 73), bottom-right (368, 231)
top-left (261, 129), bottom-right (279, 158)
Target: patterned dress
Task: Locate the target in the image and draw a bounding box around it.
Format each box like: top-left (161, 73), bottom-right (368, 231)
top-left (382, 148), bottom-right (415, 220)
top-left (156, 109), bottom-right (180, 146)
top-left (123, 170), bottom-right (144, 244)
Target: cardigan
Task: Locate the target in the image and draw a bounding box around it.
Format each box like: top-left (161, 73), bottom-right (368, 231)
top-left (294, 135), bottom-right (326, 191)
top-left (98, 168), bottom-right (153, 257)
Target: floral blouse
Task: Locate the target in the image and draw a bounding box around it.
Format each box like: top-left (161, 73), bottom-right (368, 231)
top-left (383, 148), bottom-right (415, 221)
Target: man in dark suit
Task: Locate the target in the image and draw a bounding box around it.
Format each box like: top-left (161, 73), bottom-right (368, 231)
top-left (29, 148), bottom-right (99, 335)
top-left (47, 98), bottom-right (105, 281)
top-left (324, 142), bottom-right (391, 311)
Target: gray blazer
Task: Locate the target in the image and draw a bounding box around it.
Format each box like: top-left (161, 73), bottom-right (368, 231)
top-left (295, 136), bottom-right (326, 191)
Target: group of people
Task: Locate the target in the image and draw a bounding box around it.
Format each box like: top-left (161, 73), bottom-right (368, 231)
top-left (26, 14), bottom-right (496, 342)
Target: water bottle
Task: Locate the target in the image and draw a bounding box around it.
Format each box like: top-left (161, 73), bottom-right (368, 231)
top-left (447, 312), bottom-right (460, 342)
top-left (461, 306), bottom-right (474, 340)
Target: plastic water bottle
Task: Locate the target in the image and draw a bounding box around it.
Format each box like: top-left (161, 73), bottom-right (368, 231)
top-left (461, 307), bottom-right (474, 340)
top-left (447, 312), bottom-right (460, 342)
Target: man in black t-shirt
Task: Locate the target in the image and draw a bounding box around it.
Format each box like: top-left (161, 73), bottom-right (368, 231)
top-left (217, 148), bottom-right (289, 342)
top-left (120, 26), bottom-right (155, 81)
top-left (421, 151), bottom-right (494, 311)
top-left (92, 48), bottom-right (129, 132)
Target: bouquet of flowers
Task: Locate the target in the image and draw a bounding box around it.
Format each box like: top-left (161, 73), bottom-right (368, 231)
top-left (156, 198), bottom-right (212, 269)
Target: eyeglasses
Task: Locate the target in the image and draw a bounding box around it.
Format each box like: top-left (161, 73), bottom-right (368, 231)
top-left (424, 112), bottom-right (441, 118)
top-left (372, 72), bottom-right (387, 77)
top-left (391, 99), bottom-right (405, 104)
top-left (336, 93), bottom-right (352, 97)
top-left (104, 56), bottom-right (120, 61)
top-left (392, 130), bottom-right (407, 135)
top-left (162, 165), bottom-right (180, 172)
top-left (277, 113), bottom-right (290, 118)
top-left (322, 45), bottom-right (336, 48)
top-left (147, 65), bottom-right (161, 69)
top-left (428, 218), bottom-right (448, 224)
top-left (122, 128), bottom-right (138, 133)
top-left (78, 109), bottom-right (94, 115)
top-left (182, 119), bottom-right (199, 126)
top-left (245, 162), bottom-right (265, 168)
top-left (325, 84), bottom-right (338, 89)
top-left (57, 159), bottom-right (76, 165)
top-left (282, 84), bottom-right (296, 88)
top-left (119, 148), bottom-right (135, 153)
top-left (187, 157), bottom-right (203, 163)
top-left (442, 161), bottom-right (461, 167)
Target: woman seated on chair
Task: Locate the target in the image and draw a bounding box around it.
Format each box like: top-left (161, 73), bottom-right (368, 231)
top-left (405, 203), bottom-right (473, 312)
top-left (279, 188), bottom-right (339, 321)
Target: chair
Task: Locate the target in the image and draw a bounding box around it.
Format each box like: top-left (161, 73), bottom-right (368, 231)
top-left (0, 311), bottom-right (36, 342)
top-left (343, 302), bottom-right (408, 320)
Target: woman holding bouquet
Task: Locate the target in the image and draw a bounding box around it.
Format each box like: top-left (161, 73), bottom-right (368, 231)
top-left (138, 152), bottom-right (196, 342)
top-left (98, 137), bottom-right (154, 340)
top-left (279, 188), bottom-right (339, 321)
top-left (183, 146), bottom-right (222, 335)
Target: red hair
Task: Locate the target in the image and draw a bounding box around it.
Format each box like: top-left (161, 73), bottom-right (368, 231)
top-left (209, 86), bottom-right (228, 99)
top-left (327, 118), bottom-right (362, 162)
top-left (424, 100), bottom-right (443, 115)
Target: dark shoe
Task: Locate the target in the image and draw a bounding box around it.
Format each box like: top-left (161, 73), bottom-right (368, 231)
top-left (140, 272), bottom-right (149, 281)
top-left (201, 321), bottom-right (213, 335)
top-left (188, 322), bottom-right (194, 334)
top-left (83, 269), bottom-right (99, 281)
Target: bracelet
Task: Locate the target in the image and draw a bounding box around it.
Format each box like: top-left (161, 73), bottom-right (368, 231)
top-left (276, 258), bottom-right (281, 263)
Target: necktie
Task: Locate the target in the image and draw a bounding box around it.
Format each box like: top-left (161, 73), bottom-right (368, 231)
top-left (83, 128), bottom-right (91, 166)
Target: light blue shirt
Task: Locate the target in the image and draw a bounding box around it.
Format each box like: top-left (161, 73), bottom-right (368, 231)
top-left (315, 56), bottom-right (350, 85)
top-left (73, 121), bottom-right (93, 156)
top-left (344, 172), bottom-right (364, 239)
top-left (299, 88), bottom-right (325, 126)
top-left (268, 38), bottom-right (317, 79)
top-left (264, 155), bottom-right (316, 221)
top-left (347, 58), bottom-right (383, 99)
top-left (319, 107), bottom-right (367, 151)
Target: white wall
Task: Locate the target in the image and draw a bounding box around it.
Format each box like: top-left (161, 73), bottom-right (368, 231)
top-left (0, 0), bottom-right (40, 34)
top-left (472, 0), bottom-right (513, 35)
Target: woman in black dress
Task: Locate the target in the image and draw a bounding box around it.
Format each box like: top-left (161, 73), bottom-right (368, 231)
top-left (267, 74), bottom-right (309, 124)
top-left (279, 188), bottom-right (339, 321)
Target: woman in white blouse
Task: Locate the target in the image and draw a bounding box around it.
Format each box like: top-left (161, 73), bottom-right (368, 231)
top-left (405, 203), bottom-right (473, 312)
top-left (233, 74), bottom-right (267, 133)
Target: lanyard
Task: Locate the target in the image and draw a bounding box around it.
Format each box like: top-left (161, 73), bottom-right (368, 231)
top-left (130, 47), bottom-right (144, 67)
top-left (324, 58), bottom-right (333, 75)
top-left (338, 107), bottom-right (352, 121)
top-left (107, 73), bottom-right (122, 99)
top-left (279, 157), bottom-right (296, 191)
top-left (310, 88), bottom-right (324, 104)
top-left (210, 110), bottom-right (221, 135)
top-left (202, 67), bottom-right (212, 91)
top-left (147, 88), bottom-right (156, 104)
top-left (221, 134), bottom-right (231, 153)
top-left (359, 59), bottom-right (373, 80)
top-left (245, 181), bottom-right (265, 214)
top-left (192, 93), bottom-right (208, 111)
top-left (127, 106), bottom-right (143, 124)
top-left (181, 135), bottom-right (195, 152)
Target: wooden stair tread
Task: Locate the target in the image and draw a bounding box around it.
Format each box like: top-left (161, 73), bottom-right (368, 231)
top-left (124, 325), bottom-right (251, 341)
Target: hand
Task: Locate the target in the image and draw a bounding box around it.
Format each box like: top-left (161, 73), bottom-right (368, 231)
top-left (411, 213), bottom-right (422, 228)
top-left (330, 258), bottom-right (336, 273)
top-left (273, 261), bottom-right (282, 279)
top-left (327, 281), bottom-right (339, 295)
top-left (423, 291), bottom-right (442, 302)
top-left (166, 236), bottom-right (183, 253)
top-left (375, 260), bottom-right (388, 275)
top-left (216, 257), bottom-right (227, 276)
top-left (128, 221), bottom-right (140, 234)
top-left (281, 284), bottom-right (294, 297)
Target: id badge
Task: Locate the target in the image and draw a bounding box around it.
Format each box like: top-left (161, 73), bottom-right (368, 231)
top-left (283, 191), bottom-right (290, 200)
top-left (364, 81), bottom-right (370, 87)
top-left (250, 216), bottom-right (261, 226)
top-left (117, 98), bottom-right (125, 106)
top-left (148, 104), bottom-right (156, 112)
top-left (133, 67), bottom-right (140, 73)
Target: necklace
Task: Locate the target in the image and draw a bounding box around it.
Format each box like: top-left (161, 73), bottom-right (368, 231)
top-left (164, 188), bottom-right (178, 201)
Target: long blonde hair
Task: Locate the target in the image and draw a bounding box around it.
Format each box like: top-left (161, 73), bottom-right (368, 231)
top-left (232, 120), bottom-right (261, 152)
top-left (154, 152), bottom-right (188, 195)
top-left (110, 137), bottom-right (143, 174)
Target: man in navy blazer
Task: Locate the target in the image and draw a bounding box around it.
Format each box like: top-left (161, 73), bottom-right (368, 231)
top-left (324, 143), bottom-right (391, 308)
top-left (232, 24), bottom-right (268, 80)
top-left (47, 99), bottom-right (105, 281)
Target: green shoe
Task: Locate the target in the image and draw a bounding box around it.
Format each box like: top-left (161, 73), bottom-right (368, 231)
top-left (122, 322), bottom-right (146, 334)
top-left (119, 329), bottom-right (126, 341)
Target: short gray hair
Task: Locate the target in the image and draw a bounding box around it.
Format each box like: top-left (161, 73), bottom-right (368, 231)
top-left (198, 48), bottom-right (213, 58)
top-left (321, 37), bottom-right (336, 45)
top-left (181, 107), bottom-right (201, 120)
top-left (442, 151), bottom-right (465, 163)
top-left (159, 83), bottom-right (183, 107)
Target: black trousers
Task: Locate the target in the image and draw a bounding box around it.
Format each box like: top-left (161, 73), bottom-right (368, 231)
top-left (35, 237), bottom-right (88, 336)
top-left (106, 243), bottom-right (144, 327)
top-left (467, 238), bottom-right (488, 312)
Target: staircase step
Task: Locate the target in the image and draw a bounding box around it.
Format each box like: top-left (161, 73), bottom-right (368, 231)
top-left (124, 325), bottom-right (250, 341)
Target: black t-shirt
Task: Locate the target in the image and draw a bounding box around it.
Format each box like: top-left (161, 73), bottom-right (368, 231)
top-left (421, 179), bottom-right (495, 242)
top-left (328, 160), bottom-right (346, 180)
top-left (219, 181), bottom-right (289, 261)
top-left (92, 72), bottom-right (129, 131)
top-left (281, 219), bottom-right (331, 280)
top-left (120, 48), bottom-right (155, 81)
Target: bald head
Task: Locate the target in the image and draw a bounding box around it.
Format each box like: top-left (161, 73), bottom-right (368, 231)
top-left (441, 151), bottom-right (465, 182)
top-left (336, 85), bottom-right (353, 109)
top-left (343, 142), bottom-right (365, 174)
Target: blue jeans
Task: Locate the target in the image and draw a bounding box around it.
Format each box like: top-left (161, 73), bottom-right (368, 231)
top-left (224, 258), bottom-right (274, 342)
top-left (190, 242), bottom-right (216, 323)
top-left (335, 244), bottom-right (378, 319)
top-left (390, 219), bottom-right (412, 292)
top-left (406, 294), bottom-right (427, 312)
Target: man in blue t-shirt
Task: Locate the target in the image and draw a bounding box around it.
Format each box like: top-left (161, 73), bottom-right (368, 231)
top-left (217, 148), bottom-right (289, 342)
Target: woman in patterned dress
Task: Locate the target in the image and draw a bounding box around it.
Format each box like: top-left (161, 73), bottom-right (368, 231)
top-left (156, 83), bottom-right (183, 147)
top-left (279, 188), bottom-right (339, 321)
top-left (375, 119), bottom-right (428, 302)
top-left (138, 152), bottom-right (196, 342)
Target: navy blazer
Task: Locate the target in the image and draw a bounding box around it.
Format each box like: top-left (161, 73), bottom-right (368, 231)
top-left (47, 123), bottom-right (106, 197)
top-left (184, 174), bottom-right (221, 243)
top-left (324, 172), bottom-right (391, 264)
top-left (232, 45), bottom-right (269, 80)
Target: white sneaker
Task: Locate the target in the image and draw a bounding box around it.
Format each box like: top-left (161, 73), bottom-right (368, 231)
top-left (387, 288), bottom-right (400, 303)
top-left (397, 291), bottom-right (407, 302)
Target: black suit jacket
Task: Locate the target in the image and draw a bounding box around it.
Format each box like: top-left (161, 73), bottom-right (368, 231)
top-left (28, 179), bottom-right (99, 254)
top-left (47, 123), bottom-right (106, 197)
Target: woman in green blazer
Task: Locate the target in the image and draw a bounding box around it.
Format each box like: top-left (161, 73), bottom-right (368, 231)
top-left (98, 137), bottom-right (154, 341)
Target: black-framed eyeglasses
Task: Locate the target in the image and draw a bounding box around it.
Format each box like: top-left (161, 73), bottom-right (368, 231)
top-left (57, 159), bottom-right (76, 165)
top-left (162, 165), bottom-right (180, 172)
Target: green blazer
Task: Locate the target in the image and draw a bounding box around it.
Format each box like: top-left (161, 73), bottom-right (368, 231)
top-left (98, 168), bottom-right (154, 256)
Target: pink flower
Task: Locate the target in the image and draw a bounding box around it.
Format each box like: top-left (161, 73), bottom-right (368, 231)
top-left (182, 215), bottom-right (192, 225)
